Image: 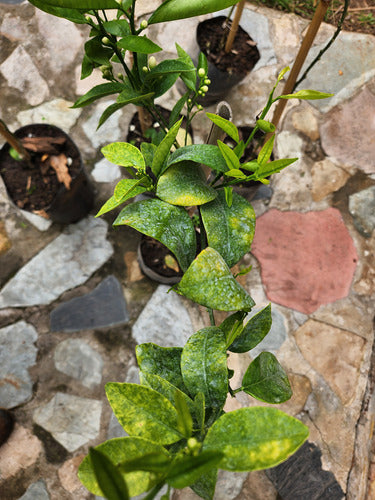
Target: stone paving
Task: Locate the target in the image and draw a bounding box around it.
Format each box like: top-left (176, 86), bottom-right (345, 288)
top-left (0, 1), bottom-right (375, 499)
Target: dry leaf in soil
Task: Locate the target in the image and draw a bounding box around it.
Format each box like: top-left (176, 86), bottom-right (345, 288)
top-left (49, 154), bottom-right (72, 190)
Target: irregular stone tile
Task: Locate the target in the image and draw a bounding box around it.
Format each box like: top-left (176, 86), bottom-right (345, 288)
top-left (0, 425), bottom-right (43, 479)
top-left (82, 100), bottom-right (122, 148)
top-left (311, 159), bottom-right (350, 202)
top-left (354, 232), bottom-right (375, 296)
top-left (0, 13), bottom-right (29, 42)
top-left (58, 455), bottom-right (87, 494)
top-left (251, 208), bottom-right (358, 314)
top-left (92, 157), bottom-right (121, 183)
top-left (19, 480), bottom-right (50, 500)
top-left (17, 99), bottom-right (82, 134)
top-left (50, 276), bottom-right (128, 332)
top-left (0, 221), bottom-right (11, 255)
top-left (175, 471), bottom-right (248, 500)
top-left (320, 87), bottom-right (375, 174)
top-left (266, 441), bottom-right (344, 500)
top-left (33, 393), bottom-right (102, 452)
top-left (132, 285), bottom-right (193, 347)
top-left (299, 32), bottom-right (375, 112)
top-left (124, 251), bottom-right (143, 282)
top-left (270, 13), bottom-right (302, 67)
top-left (275, 130), bottom-right (304, 160)
top-left (248, 306), bottom-right (288, 358)
top-left (19, 209), bottom-right (53, 231)
top-left (75, 66), bottom-right (104, 96)
top-left (294, 320), bottom-right (365, 405)
top-left (0, 217), bottom-right (113, 308)
top-left (54, 339), bottom-right (103, 388)
top-left (0, 46), bottom-right (49, 106)
top-left (0, 321), bottom-right (37, 409)
top-left (292, 107), bottom-right (319, 141)
top-left (35, 9), bottom-right (84, 73)
top-left (349, 185), bottom-right (375, 237)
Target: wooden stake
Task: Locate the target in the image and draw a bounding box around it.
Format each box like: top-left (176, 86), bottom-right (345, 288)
top-left (225, 0), bottom-right (246, 53)
top-left (270, 0), bottom-right (330, 131)
top-left (0, 119), bottom-right (32, 164)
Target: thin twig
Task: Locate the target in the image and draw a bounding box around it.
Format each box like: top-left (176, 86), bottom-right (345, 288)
top-left (0, 120), bottom-right (32, 165)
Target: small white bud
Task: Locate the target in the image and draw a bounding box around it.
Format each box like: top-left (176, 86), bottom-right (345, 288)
top-left (101, 36), bottom-right (110, 45)
top-left (204, 78), bottom-right (211, 85)
top-left (201, 85), bottom-right (209, 93)
top-left (197, 104), bottom-right (203, 110)
top-left (142, 66), bottom-right (148, 73)
top-left (148, 56), bottom-right (157, 69)
top-left (198, 68), bottom-right (206, 78)
top-left (140, 20), bottom-right (148, 29)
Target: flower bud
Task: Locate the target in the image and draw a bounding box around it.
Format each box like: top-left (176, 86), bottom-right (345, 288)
top-left (201, 85), bottom-right (209, 93)
top-left (101, 36), bottom-right (110, 45)
top-left (204, 78), bottom-right (211, 85)
top-left (198, 68), bottom-right (206, 78)
top-left (142, 66), bottom-right (148, 73)
top-left (140, 20), bottom-right (148, 29)
top-left (197, 104), bottom-right (203, 110)
top-left (148, 56), bottom-right (157, 69)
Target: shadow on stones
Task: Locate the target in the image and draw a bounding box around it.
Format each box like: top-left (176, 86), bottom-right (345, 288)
top-left (33, 424), bottom-right (68, 464)
top-left (332, 171), bottom-right (375, 219)
top-left (266, 441), bottom-right (344, 500)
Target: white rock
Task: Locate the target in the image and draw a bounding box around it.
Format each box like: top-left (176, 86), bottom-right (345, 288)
top-left (92, 157), bottom-right (121, 183)
top-left (0, 46), bottom-right (49, 106)
top-left (17, 99), bottom-right (82, 134)
top-left (82, 100), bottom-right (123, 148)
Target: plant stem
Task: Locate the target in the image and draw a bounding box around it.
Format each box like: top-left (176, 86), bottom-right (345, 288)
top-left (143, 482), bottom-right (165, 500)
top-left (0, 120), bottom-right (32, 166)
top-left (208, 308), bottom-right (216, 326)
top-left (270, 0), bottom-right (330, 130)
top-left (225, 0), bottom-right (246, 53)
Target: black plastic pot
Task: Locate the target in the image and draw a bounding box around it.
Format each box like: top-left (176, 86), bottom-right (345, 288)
top-left (0, 124), bottom-right (94, 224)
top-left (195, 16), bottom-right (260, 106)
top-left (137, 235), bottom-right (182, 285)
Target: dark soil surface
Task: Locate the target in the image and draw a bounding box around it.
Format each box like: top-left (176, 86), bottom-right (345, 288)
top-left (0, 124), bottom-right (81, 214)
top-left (249, 0), bottom-right (375, 36)
top-left (140, 235), bottom-right (183, 279)
top-left (197, 16), bottom-right (260, 75)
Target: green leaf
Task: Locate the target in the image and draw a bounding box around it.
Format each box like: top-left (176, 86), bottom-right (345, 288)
top-left (89, 448), bottom-right (129, 500)
top-left (255, 157), bottom-right (298, 178)
top-left (166, 145), bottom-right (228, 174)
top-left (141, 142), bottom-right (157, 167)
top-left (206, 113), bottom-right (239, 144)
top-left (98, 102), bottom-right (127, 129)
top-left (169, 92), bottom-right (189, 128)
top-left (224, 169), bottom-right (247, 179)
top-left (217, 140), bottom-right (240, 171)
top-left (174, 390), bottom-right (193, 438)
top-left (136, 344), bottom-right (186, 391)
top-left (278, 89), bottom-right (334, 100)
top-left (200, 190), bottom-right (256, 268)
top-left (193, 393), bottom-right (205, 433)
top-left (181, 327), bottom-right (228, 408)
top-left (198, 52), bottom-right (208, 75)
top-left (78, 437), bottom-right (168, 497)
top-left (85, 37), bottom-right (113, 65)
top-left (257, 134), bottom-right (274, 166)
top-left (149, 0), bottom-right (239, 24)
top-left (117, 88), bottom-right (155, 105)
top-left (96, 184), bottom-right (147, 217)
top-left (139, 371), bottom-right (196, 431)
top-left (224, 186), bottom-right (233, 207)
top-left (152, 118), bottom-right (182, 178)
top-left (256, 119), bottom-right (275, 134)
top-left (36, 0), bottom-right (119, 7)
top-left (118, 452), bottom-right (172, 473)
top-left (81, 54), bottom-right (94, 79)
top-left (229, 304), bottom-right (272, 353)
top-left (105, 383), bottom-right (184, 444)
top-left (219, 311), bottom-right (245, 345)
top-left (190, 468), bottom-right (217, 500)
top-left (113, 198), bottom-right (196, 272)
top-left (176, 44), bottom-right (196, 91)
top-left (103, 19), bottom-right (130, 36)
top-left (114, 178), bottom-right (147, 200)
top-left (240, 161), bottom-right (259, 172)
top-left (147, 59), bottom-right (194, 76)
top-left (175, 247), bottom-right (255, 312)
top-left (118, 35), bottom-right (162, 54)
top-left (203, 407), bottom-right (309, 471)
top-left (102, 142), bottom-right (145, 169)
top-left (166, 452), bottom-right (223, 489)
top-left (152, 73), bottom-right (179, 99)
top-left (72, 82), bottom-right (125, 108)
top-left (242, 352), bottom-right (293, 404)
top-left (157, 161), bottom-right (217, 206)
top-left (27, 0), bottom-right (87, 22)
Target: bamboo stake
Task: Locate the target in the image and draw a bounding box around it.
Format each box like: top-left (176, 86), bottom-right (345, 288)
top-left (0, 119), bottom-right (32, 165)
top-left (225, 0), bottom-right (246, 53)
top-left (270, 0), bottom-right (330, 131)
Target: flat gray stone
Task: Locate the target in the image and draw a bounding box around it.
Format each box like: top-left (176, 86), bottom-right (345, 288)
top-left (349, 186), bottom-right (375, 237)
top-left (132, 285), bottom-right (193, 347)
top-left (298, 32), bottom-right (375, 112)
top-left (0, 46), bottom-right (49, 106)
top-left (19, 480), bottom-right (50, 500)
top-left (248, 306), bottom-right (288, 358)
top-left (0, 321), bottom-right (37, 409)
top-left (33, 393), bottom-right (102, 452)
top-left (92, 157), bottom-right (121, 183)
top-left (82, 100), bottom-right (122, 148)
top-left (0, 217), bottom-right (113, 308)
top-left (54, 339), bottom-right (103, 388)
top-left (50, 276), bottom-right (129, 332)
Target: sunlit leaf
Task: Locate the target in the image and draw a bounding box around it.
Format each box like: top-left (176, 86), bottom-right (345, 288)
top-left (101, 142), bottom-right (145, 169)
top-left (229, 304), bottom-right (272, 353)
top-left (278, 89), bottom-right (334, 100)
top-left (89, 448), bottom-right (129, 500)
top-left (206, 113), bottom-right (239, 144)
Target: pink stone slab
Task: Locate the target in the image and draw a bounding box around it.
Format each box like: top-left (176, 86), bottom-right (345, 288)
top-left (251, 208), bottom-right (358, 314)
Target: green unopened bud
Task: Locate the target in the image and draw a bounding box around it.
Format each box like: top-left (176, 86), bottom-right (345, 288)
top-left (198, 90), bottom-right (203, 95)
top-left (148, 56), bottom-right (157, 69)
top-left (85, 15), bottom-right (91, 22)
top-left (187, 98), bottom-right (192, 104)
top-left (198, 68), bottom-right (206, 78)
top-left (142, 66), bottom-right (148, 73)
top-left (140, 20), bottom-right (148, 29)
top-left (197, 104), bottom-right (203, 110)
top-left (187, 438), bottom-right (199, 451)
top-left (204, 78), bottom-right (211, 85)
top-left (117, 73), bottom-right (124, 80)
top-left (102, 36), bottom-right (110, 45)
top-left (201, 85), bottom-right (209, 93)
